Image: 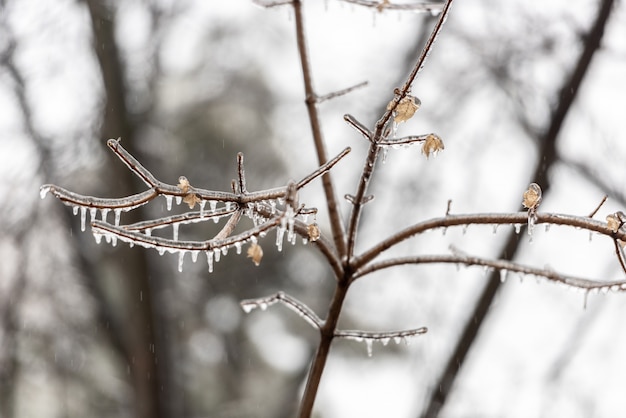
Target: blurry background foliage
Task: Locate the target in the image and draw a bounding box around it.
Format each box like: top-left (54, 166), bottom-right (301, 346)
top-left (1, 0), bottom-right (625, 417)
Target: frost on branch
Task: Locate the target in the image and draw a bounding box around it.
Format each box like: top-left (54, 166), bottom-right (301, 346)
top-left (40, 139), bottom-right (350, 273)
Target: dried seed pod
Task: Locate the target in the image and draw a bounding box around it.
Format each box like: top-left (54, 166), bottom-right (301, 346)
top-left (183, 193), bottom-right (201, 209)
top-left (421, 134), bottom-right (444, 158)
top-left (307, 223), bottom-right (320, 242)
top-left (177, 176), bottom-right (190, 193)
top-left (388, 95), bottom-right (421, 123)
top-left (522, 183), bottom-right (542, 210)
top-left (247, 243), bottom-right (263, 266)
top-left (607, 213), bottom-right (622, 233)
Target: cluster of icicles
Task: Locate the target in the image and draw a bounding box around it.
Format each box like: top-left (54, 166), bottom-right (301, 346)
top-left (40, 186), bottom-right (311, 274)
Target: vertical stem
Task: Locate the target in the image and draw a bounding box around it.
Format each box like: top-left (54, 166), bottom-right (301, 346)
top-left (293, 0), bottom-right (347, 258)
top-left (298, 279), bottom-right (351, 418)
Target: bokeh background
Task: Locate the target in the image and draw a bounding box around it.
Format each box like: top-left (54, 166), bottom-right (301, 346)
top-left (1, 0), bottom-right (626, 417)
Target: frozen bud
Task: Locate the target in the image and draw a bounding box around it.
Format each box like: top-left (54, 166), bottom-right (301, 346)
top-left (307, 223), bottom-right (320, 242)
top-left (183, 193), bottom-right (201, 209)
top-left (389, 95), bottom-right (421, 123)
top-left (177, 176), bottom-right (190, 193)
top-left (607, 213), bottom-right (621, 233)
top-left (247, 243), bottom-right (263, 266)
top-left (421, 134), bottom-right (444, 158)
top-left (522, 183), bottom-right (542, 210)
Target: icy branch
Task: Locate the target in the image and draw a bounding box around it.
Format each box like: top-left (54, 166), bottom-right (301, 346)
top-left (354, 252), bottom-right (626, 292)
top-left (316, 81), bottom-right (368, 103)
top-left (354, 212), bottom-right (626, 269)
top-left (240, 292), bottom-right (322, 330)
top-left (339, 0), bottom-right (445, 13)
top-left (336, 327), bottom-right (428, 356)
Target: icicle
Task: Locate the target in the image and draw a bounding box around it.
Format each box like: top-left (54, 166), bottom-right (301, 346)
top-left (365, 339), bottom-right (373, 357)
top-left (191, 251), bottom-right (199, 263)
top-left (210, 200), bottom-right (217, 213)
top-left (381, 337), bottom-right (390, 346)
top-left (199, 200), bottom-right (206, 217)
top-left (221, 246), bottom-right (228, 256)
top-left (214, 248), bottom-right (221, 263)
top-left (583, 289), bottom-right (590, 310)
top-left (462, 225), bottom-right (468, 235)
top-left (145, 228), bottom-right (152, 236)
top-left (93, 232), bottom-right (102, 244)
top-left (235, 242), bottom-right (242, 255)
top-left (545, 224), bottom-right (551, 232)
top-left (175, 196), bottom-right (182, 206)
top-left (500, 269), bottom-right (507, 283)
top-left (276, 225), bottom-right (285, 252)
top-left (206, 250), bottom-right (214, 273)
top-left (80, 207), bottom-right (87, 231)
top-left (100, 208), bottom-right (109, 222)
top-left (393, 336), bottom-right (402, 345)
top-left (89, 208), bottom-right (97, 223)
top-left (213, 215), bottom-right (219, 224)
top-left (391, 121), bottom-right (398, 138)
top-left (241, 302), bottom-right (255, 314)
top-left (158, 247), bottom-right (166, 256)
top-left (225, 202), bottom-right (233, 211)
top-left (172, 223), bottom-right (179, 241)
top-left (589, 232), bottom-right (593, 242)
top-left (514, 224), bottom-right (521, 234)
top-left (73, 205), bottom-right (79, 216)
top-left (111, 235), bottom-right (117, 247)
top-left (114, 209), bottom-right (122, 226)
top-left (165, 195), bottom-right (173, 211)
top-left (381, 147), bottom-right (388, 163)
top-left (441, 227), bottom-right (447, 236)
top-left (178, 251), bottom-right (185, 272)
top-left (492, 224), bottom-right (498, 234)
top-left (403, 336), bottom-right (411, 346)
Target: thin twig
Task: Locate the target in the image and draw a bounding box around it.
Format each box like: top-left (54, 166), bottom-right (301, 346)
top-left (316, 81), bottom-right (368, 103)
top-left (588, 195), bottom-right (608, 218)
top-left (293, 0), bottom-right (348, 258)
top-left (354, 253), bottom-right (626, 291)
top-left (354, 212), bottom-right (625, 269)
top-left (240, 291), bottom-right (323, 330)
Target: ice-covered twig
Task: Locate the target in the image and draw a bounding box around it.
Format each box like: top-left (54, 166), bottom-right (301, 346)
top-left (354, 211), bottom-right (626, 269)
top-left (252, 0), bottom-right (292, 8)
top-left (377, 133), bottom-right (431, 147)
top-left (296, 147), bottom-right (351, 189)
top-left (240, 291), bottom-right (322, 330)
top-left (343, 114), bottom-right (372, 141)
top-left (588, 195), bottom-right (608, 218)
top-left (353, 252), bottom-right (626, 292)
top-left (336, 327), bottom-right (428, 357)
top-left (316, 81), bottom-right (368, 104)
top-left (339, 0), bottom-right (445, 13)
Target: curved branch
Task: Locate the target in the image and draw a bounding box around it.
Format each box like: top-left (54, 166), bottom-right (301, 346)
top-left (353, 254), bottom-right (626, 291)
top-left (354, 212), bottom-right (626, 270)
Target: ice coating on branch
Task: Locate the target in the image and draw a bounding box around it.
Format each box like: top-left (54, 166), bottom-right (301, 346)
top-left (199, 200), bottom-right (206, 217)
top-left (114, 209), bottom-right (122, 226)
top-left (100, 208), bottom-right (109, 222)
top-left (39, 185), bottom-right (51, 199)
top-left (206, 250), bottom-right (214, 273)
top-left (210, 200), bottom-right (217, 212)
top-left (172, 223), bottom-right (179, 241)
top-left (191, 250), bottom-right (199, 263)
top-left (175, 196), bottom-right (182, 206)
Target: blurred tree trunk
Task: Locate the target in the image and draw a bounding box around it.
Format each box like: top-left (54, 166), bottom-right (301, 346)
top-left (85, 2), bottom-right (167, 418)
